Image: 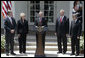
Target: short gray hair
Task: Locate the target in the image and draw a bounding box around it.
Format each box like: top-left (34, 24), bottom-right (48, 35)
top-left (39, 11), bottom-right (43, 15)
top-left (60, 9), bottom-right (64, 13)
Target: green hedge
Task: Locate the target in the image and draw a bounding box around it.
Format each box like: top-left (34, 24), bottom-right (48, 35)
top-left (1, 35), bottom-right (5, 49)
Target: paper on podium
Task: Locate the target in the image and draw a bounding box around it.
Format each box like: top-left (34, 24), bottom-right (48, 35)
top-left (34, 26), bottom-right (48, 32)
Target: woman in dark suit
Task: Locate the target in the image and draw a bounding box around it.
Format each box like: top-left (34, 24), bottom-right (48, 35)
top-left (17, 13), bottom-right (28, 54)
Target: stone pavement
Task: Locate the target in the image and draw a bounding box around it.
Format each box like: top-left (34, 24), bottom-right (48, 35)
top-left (1, 35), bottom-right (84, 57)
top-left (1, 50), bottom-right (84, 57)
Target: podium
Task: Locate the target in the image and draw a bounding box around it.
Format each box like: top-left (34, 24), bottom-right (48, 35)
top-left (35, 26), bottom-right (45, 57)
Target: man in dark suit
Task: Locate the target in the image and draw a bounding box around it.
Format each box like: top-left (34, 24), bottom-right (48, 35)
top-left (70, 14), bottom-right (81, 56)
top-left (34, 11), bottom-right (48, 56)
top-left (55, 9), bottom-right (69, 54)
top-left (4, 10), bottom-right (16, 56)
top-left (17, 13), bottom-right (28, 54)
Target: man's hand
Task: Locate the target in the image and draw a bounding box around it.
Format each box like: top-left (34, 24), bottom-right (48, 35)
top-left (77, 36), bottom-right (80, 39)
top-left (35, 26), bottom-right (38, 28)
top-left (18, 34), bottom-right (21, 38)
top-left (55, 33), bottom-right (57, 36)
top-left (42, 26), bottom-right (44, 28)
top-left (11, 29), bottom-right (15, 33)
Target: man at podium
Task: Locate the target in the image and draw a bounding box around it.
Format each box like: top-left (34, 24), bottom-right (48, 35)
top-left (34, 11), bottom-right (48, 57)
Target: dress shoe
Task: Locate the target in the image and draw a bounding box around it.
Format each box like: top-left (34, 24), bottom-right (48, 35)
top-left (23, 52), bottom-right (26, 54)
top-left (57, 51), bottom-right (62, 54)
top-left (11, 53), bottom-right (16, 55)
top-left (19, 52), bottom-right (23, 54)
top-left (23, 52), bottom-right (26, 53)
top-left (6, 53), bottom-right (9, 56)
top-left (62, 52), bottom-right (66, 54)
top-left (75, 54), bottom-right (79, 56)
top-left (70, 53), bottom-right (75, 55)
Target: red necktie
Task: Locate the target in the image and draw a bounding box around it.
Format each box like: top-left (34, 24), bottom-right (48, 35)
top-left (60, 17), bottom-right (62, 23)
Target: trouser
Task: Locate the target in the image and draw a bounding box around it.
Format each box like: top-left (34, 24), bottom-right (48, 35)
top-left (36, 32), bottom-right (46, 51)
top-left (57, 34), bottom-right (67, 53)
top-left (71, 36), bottom-right (80, 54)
top-left (5, 33), bottom-right (15, 54)
top-left (18, 34), bottom-right (26, 53)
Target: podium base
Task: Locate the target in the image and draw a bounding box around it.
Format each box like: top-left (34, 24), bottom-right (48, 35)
top-left (35, 54), bottom-right (45, 57)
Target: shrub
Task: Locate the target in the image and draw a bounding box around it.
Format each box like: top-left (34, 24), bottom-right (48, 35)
top-left (1, 35), bottom-right (5, 49)
top-left (80, 33), bottom-right (84, 50)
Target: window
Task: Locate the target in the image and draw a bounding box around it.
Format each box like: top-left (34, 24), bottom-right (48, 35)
top-left (30, 1), bottom-right (40, 22)
top-left (29, 1), bottom-right (54, 23)
top-left (44, 1), bottom-right (54, 22)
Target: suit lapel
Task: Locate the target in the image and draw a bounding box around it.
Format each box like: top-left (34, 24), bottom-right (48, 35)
top-left (20, 19), bottom-right (23, 25)
top-left (62, 16), bottom-right (65, 22)
top-left (20, 19), bottom-right (26, 25)
top-left (11, 17), bottom-right (14, 25)
top-left (7, 17), bottom-right (12, 25)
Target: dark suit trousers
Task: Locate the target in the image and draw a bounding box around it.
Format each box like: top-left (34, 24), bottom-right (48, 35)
top-left (18, 34), bottom-right (26, 53)
top-left (71, 36), bottom-right (80, 54)
top-left (57, 34), bottom-right (67, 53)
top-left (36, 32), bottom-right (46, 51)
top-left (5, 33), bottom-right (15, 53)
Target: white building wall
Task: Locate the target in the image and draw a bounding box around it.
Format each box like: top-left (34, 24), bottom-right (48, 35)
top-left (1, 1), bottom-right (84, 32)
top-left (14, 1), bottom-right (28, 22)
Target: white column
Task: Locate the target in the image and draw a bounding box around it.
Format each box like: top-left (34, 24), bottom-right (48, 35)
top-left (11, 1), bottom-right (15, 17)
top-left (69, 1), bottom-right (74, 34)
top-left (82, 1), bottom-right (84, 31)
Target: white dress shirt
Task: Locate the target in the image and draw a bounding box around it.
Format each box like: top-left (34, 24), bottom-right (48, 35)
top-left (60, 16), bottom-right (64, 21)
top-left (8, 16), bottom-right (13, 24)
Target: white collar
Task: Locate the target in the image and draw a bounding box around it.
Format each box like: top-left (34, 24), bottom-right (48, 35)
top-left (74, 19), bottom-right (77, 23)
top-left (8, 16), bottom-right (11, 19)
top-left (75, 19), bottom-right (77, 22)
top-left (72, 9), bottom-right (76, 12)
top-left (60, 16), bottom-right (64, 19)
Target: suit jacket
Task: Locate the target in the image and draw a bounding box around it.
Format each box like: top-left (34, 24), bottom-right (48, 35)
top-left (34, 17), bottom-right (48, 27)
top-left (34, 17), bottom-right (48, 32)
top-left (77, 9), bottom-right (82, 23)
top-left (4, 17), bottom-right (16, 34)
top-left (70, 20), bottom-right (81, 37)
top-left (55, 16), bottom-right (69, 35)
top-left (17, 19), bottom-right (28, 34)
